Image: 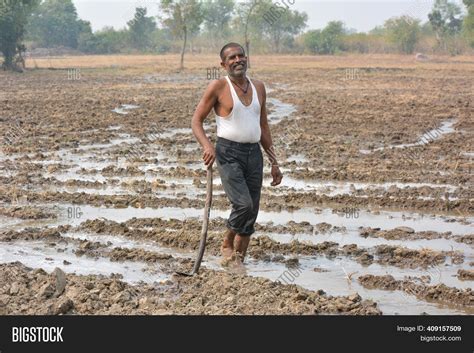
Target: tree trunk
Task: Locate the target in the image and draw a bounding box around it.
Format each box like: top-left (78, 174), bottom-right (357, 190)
top-left (180, 26), bottom-right (187, 70)
top-left (1, 52), bottom-right (19, 71)
top-left (244, 1), bottom-right (258, 69)
top-left (245, 40), bottom-right (250, 69)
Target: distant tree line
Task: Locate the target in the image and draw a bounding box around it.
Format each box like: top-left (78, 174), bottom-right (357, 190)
top-left (1, 0), bottom-right (473, 71)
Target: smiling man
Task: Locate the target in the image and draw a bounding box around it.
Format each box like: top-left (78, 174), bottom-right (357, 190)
top-left (192, 42), bottom-right (283, 266)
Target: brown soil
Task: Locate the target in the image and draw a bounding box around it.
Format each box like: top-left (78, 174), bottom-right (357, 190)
top-left (358, 274), bottom-right (473, 308)
top-left (1, 54), bottom-right (472, 315)
top-left (457, 269), bottom-right (474, 281)
top-left (1, 262), bottom-right (381, 315)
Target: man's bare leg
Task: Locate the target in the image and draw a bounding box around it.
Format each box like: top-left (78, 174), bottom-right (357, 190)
top-left (221, 229), bottom-right (236, 261)
top-left (234, 235), bottom-right (251, 263)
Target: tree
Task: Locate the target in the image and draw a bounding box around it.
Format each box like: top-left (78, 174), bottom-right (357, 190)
top-left (0, 0), bottom-right (39, 71)
top-left (256, 0), bottom-right (307, 53)
top-left (384, 16), bottom-right (420, 54)
top-left (322, 21), bottom-right (346, 53)
top-left (78, 27), bottom-right (128, 54)
top-left (428, 0), bottom-right (464, 50)
top-left (150, 28), bottom-right (173, 53)
top-left (202, 0), bottom-right (234, 44)
top-left (303, 29), bottom-right (323, 54)
top-left (160, 0), bottom-right (203, 69)
top-left (127, 7), bottom-right (156, 51)
top-left (234, 0), bottom-right (260, 68)
top-left (462, 0), bottom-right (474, 47)
top-left (27, 0), bottom-right (90, 48)
top-left (303, 21), bottom-right (346, 54)
top-left (343, 32), bottom-right (370, 53)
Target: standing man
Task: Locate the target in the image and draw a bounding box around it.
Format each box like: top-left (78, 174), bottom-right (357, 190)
top-left (192, 42), bottom-right (283, 266)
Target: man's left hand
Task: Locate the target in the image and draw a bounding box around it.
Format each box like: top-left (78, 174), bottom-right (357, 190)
top-left (271, 165), bottom-right (283, 186)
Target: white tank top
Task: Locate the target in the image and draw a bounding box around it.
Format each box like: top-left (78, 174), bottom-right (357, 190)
top-left (215, 75), bottom-right (261, 143)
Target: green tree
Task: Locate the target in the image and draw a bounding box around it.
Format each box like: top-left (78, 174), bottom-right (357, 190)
top-left (150, 28), bottom-right (173, 53)
top-left (428, 0), bottom-right (464, 50)
top-left (343, 32), bottom-right (370, 53)
top-left (127, 7), bottom-right (156, 51)
top-left (202, 0), bottom-right (234, 43)
top-left (462, 0), bottom-right (474, 47)
top-left (384, 16), bottom-right (420, 54)
top-left (78, 27), bottom-right (128, 54)
top-left (303, 29), bottom-right (323, 53)
top-left (322, 21), bottom-right (346, 53)
top-left (0, 0), bottom-right (39, 71)
top-left (369, 25), bottom-right (386, 36)
top-left (257, 0), bottom-right (307, 53)
top-left (303, 21), bottom-right (346, 54)
top-left (27, 0), bottom-right (90, 48)
top-left (160, 0), bottom-right (203, 69)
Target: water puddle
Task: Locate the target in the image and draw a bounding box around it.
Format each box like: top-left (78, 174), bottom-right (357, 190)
top-left (0, 240), bottom-right (169, 284)
top-left (270, 177), bottom-right (459, 196)
top-left (153, 127), bottom-right (193, 139)
top-left (295, 260), bottom-right (470, 314)
top-left (245, 256), bottom-right (471, 315)
top-left (111, 104), bottom-right (140, 115)
top-left (265, 230), bottom-right (472, 253)
top-left (7, 203), bottom-right (469, 237)
top-left (106, 125), bottom-right (122, 131)
top-left (360, 119), bottom-right (457, 154)
top-left (286, 154), bottom-right (309, 163)
top-left (267, 97), bottom-right (297, 124)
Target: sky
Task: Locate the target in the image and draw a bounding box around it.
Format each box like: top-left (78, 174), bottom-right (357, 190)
top-left (72, 0), bottom-right (467, 33)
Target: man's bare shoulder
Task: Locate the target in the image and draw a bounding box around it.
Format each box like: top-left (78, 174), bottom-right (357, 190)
top-left (206, 77), bottom-right (227, 95)
top-left (250, 79), bottom-right (266, 93)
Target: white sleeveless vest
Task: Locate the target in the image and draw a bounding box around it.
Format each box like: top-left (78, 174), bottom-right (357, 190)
top-left (215, 76), bottom-right (261, 143)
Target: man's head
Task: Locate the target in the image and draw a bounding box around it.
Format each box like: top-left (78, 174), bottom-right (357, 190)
top-left (220, 42), bottom-right (247, 78)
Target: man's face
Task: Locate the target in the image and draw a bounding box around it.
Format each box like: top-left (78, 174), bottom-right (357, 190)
top-left (221, 46), bottom-right (247, 77)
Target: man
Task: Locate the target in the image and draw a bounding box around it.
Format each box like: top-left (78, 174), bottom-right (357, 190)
top-left (191, 42), bottom-right (283, 266)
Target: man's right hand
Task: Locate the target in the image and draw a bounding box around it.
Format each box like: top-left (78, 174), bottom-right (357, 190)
top-left (202, 145), bottom-right (216, 167)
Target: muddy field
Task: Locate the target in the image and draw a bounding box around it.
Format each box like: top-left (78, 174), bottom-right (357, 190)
top-left (0, 54), bottom-right (473, 315)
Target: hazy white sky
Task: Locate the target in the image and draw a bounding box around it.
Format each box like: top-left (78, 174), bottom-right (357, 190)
top-left (73, 0), bottom-right (466, 33)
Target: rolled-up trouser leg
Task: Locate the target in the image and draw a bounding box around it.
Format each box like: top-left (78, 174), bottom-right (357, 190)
top-left (215, 138), bottom-right (263, 236)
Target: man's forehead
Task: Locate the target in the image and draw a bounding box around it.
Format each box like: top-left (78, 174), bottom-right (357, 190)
top-left (224, 46), bottom-right (245, 58)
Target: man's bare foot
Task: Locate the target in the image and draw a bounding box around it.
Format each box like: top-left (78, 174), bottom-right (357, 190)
top-left (220, 255), bottom-right (233, 267)
top-left (220, 251), bottom-right (246, 274)
top-left (221, 245), bottom-right (233, 259)
top-left (221, 229), bottom-right (236, 262)
top-left (220, 252), bottom-right (237, 267)
top-left (228, 251), bottom-right (247, 274)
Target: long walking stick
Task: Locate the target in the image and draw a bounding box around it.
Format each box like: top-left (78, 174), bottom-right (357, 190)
top-left (175, 165), bottom-right (213, 276)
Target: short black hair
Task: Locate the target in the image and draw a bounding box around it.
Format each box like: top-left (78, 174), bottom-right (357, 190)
top-left (220, 42), bottom-right (245, 61)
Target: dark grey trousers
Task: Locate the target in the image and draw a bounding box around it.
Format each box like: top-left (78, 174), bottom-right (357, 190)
top-left (215, 137), bottom-right (263, 236)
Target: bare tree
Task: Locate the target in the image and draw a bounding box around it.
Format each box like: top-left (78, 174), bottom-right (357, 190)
top-left (160, 0), bottom-right (203, 70)
top-left (236, 0), bottom-right (259, 68)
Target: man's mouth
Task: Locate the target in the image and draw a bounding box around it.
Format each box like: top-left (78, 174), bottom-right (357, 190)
top-left (234, 63), bottom-right (244, 69)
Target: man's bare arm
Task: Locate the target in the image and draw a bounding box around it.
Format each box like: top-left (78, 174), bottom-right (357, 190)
top-left (257, 81), bottom-right (283, 186)
top-left (191, 80), bottom-right (220, 166)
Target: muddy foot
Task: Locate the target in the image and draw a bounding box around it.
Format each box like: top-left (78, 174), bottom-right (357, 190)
top-left (220, 254), bottom-right (234, 267)
top-left (221, 252), bottom-right (247, 274)
top-left (221, 244), bottom-right (233, 259)
top-left (220, 244), bottom-right (234, 267)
